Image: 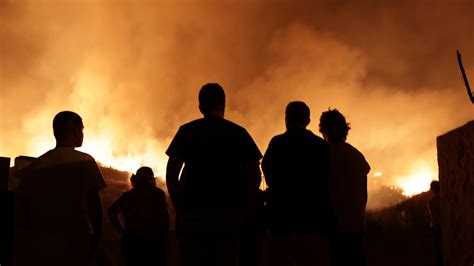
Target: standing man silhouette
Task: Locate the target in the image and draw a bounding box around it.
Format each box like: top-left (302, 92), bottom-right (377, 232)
top-left (166, 83), bottom-right (262, 266)
top-left (262, 101), bottom-right (332, 266)
top-left (319, 109), bottom-right (370, 266)
top-left (13, 111), bottom-right (106, 266)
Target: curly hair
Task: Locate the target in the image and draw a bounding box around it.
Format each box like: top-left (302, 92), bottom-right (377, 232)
top-left (319, 109), bottom-right (351, 142)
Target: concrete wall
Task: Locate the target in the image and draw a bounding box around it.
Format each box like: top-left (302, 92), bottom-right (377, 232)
top-left (437, 121), bottom-right (474, 266)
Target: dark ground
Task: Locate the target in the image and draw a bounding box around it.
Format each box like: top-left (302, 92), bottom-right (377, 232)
top-left (5, 166), bottom-right (438, 266)
top-left (98, 167), bottom-right (438, 266)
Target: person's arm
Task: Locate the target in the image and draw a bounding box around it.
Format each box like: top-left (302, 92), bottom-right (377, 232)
top-left (244, 159), bottom-right (263, 211)
top-left (157, 191), bottom-right (171, 240)
top-left (166, 156), bottom-right (184, 212)
top-left (87, 188), bottom-right (103, 256)
top-left (107, 196), bottom-right (125, 234)
top-left (261, 139), bottom-right (276, 189)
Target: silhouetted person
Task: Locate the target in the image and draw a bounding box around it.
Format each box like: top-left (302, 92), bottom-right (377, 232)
top-left (319, 109), bottom-right (370, 266)
top-left (166, 83), bottom-right (262, 266)
top-left (239, 188), bottom-right (266, 266)
top-left (13, 111), bottom-right (106, 266)
top-left (262, 101), bottom-right (332, 266)
top-left (108, 166), bottom-right (170, 266)
top-left (428, 180), bottom-right (443, 266)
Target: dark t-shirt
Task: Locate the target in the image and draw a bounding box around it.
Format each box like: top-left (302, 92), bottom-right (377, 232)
top-left (13, 148), bottom-right (106, 266)
top-left (110, 186), bottom-right (169, 238)
top-left (262, 129), bottom-right (332, 233)
top-left (166, 117), bottom-right (262, 210)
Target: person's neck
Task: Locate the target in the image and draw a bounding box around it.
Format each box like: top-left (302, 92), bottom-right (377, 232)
top-left (55, 142), bottom-right (76, 149)
top-left (286, 126), bottom-right (307, 131)
top-left (203, 110), bottom-right (224, 118)
top-left (327, 140), bottom-right (345, 144)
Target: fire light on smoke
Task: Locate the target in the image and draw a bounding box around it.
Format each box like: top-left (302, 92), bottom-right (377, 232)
top-left (1, 0), bottom-right (473, 208)
top-left (20, 69), bottom-right (170, 179)
top-left (395, 162), bottom-right (437, 196)
top-left (373, 171), bottom-right (383, 177)
top-left (79, 137), bottom-right (168, 178)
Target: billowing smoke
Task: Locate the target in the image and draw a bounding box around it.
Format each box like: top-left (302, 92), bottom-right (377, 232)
top-left (1, 0), bottom-right (473, 208)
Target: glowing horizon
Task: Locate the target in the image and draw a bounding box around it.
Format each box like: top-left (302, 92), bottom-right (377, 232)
top-left (1, 0), bottom-right (472, 208)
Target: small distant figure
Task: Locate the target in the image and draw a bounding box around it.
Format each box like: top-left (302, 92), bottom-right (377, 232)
top-left (107, 167), bottom-right (170, 266)
top-left (13, 111), bottom-right (106, 266)
top-left (166, 83), bottom-right (262, 266)
top-left (262, 101), bottom-right (332, 266)
top-left (319, 109), bottom-right (370, 266)
top-left (428, 180), bottom-right (443, 266)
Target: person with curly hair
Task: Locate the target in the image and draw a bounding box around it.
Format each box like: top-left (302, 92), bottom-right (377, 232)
top-left (319, 109), bottom-right (370, 266)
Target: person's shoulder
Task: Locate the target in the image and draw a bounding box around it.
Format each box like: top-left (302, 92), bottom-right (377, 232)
top-left (342, 142), bottom-right (370, 171)
top-left (222, 118), bottom-right (243, 128)
top-left (180, 118), bottom-right (204, 128)
top-left (270, 133), bottom-right (287, 143)
top-left (306, 130), bottom-right (327, 145)
top-left (215, 118), bottom-right (254, 138)
top-left (28, 151), bottom-right (51, 166)
top-left (344, 143), bottom-right (365, 157)
top-left (213, 118), bottom-right (246, 132)
top-left (116, 190), bottom-right (131, 200)
top-left (152, 187), bottom-right (167, 198)
top-left (177, 118), bottom-right (215, 134)
top-left (72, 150), bottom-right (97, 162)
top-left (27, 148), bottom-right (97, 169)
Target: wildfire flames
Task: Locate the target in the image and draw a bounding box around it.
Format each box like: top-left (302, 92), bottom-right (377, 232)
top-left (1, 0), bottom-right (473, 206)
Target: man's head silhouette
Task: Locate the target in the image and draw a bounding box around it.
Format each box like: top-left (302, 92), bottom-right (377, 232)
top-left (131, 166), bottom-right (156, 188)
top-left (430, 180), bottom-right (440, 195)
top-left (53, 111), bottom-right (84, 148)
top-left (285, 101), bottom-right (311, 130)
top-left (199, 83), bottom-right (226, 118)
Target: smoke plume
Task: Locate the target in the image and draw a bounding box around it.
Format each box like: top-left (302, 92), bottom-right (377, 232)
top-left (1, 0), bottom-right (473, 208)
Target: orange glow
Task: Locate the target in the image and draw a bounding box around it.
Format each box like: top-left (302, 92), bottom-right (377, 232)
top-left (27, 129), bottom-right (168, 180)
top-left (395, 162), bottom-right (437, 196)
top-left (373, 171), bottom-right (383, 177)
top-left (23, 70), bottom-right (169, 179)
top-left (79, 138), bottom-right (168, 179)
top-left (2, 0), bottom-right (473, 209)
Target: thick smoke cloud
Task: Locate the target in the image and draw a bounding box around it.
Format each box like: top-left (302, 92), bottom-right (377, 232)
top-left (1, 0), bottom-right (473, 208)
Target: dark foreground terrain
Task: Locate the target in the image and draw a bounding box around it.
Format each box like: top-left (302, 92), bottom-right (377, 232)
top-left (5, 166), bottom-right (437, 266)
top-left (98, 167), bottom-right (438, 266)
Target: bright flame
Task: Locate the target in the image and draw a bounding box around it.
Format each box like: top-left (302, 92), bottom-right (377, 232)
top-left (27, 133), bottom-right (168, 180)
top-left (79, 138), bottom-right (168, 179)
top-left (22, 69), bottom-right (170, 180)
top-left (395, 161), bottom-right (437, 196)
top-left (373, 171), bottom-right (383, 177)
top-left (72, 70), bottom-right (169, 179)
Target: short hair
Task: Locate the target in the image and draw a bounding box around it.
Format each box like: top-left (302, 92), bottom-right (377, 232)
top-left (131, 166), bottom-right (155, 188)
top-left (199, 83), bottom-right (225, 114)
top-left (319, 109), bottom-right (351, 142)
top-left (286, 101), bottom-right (310, 128)
top-left (430, 180), bottom-right (440, 193)
top-left (53, 111), bottom-right (83, 140)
